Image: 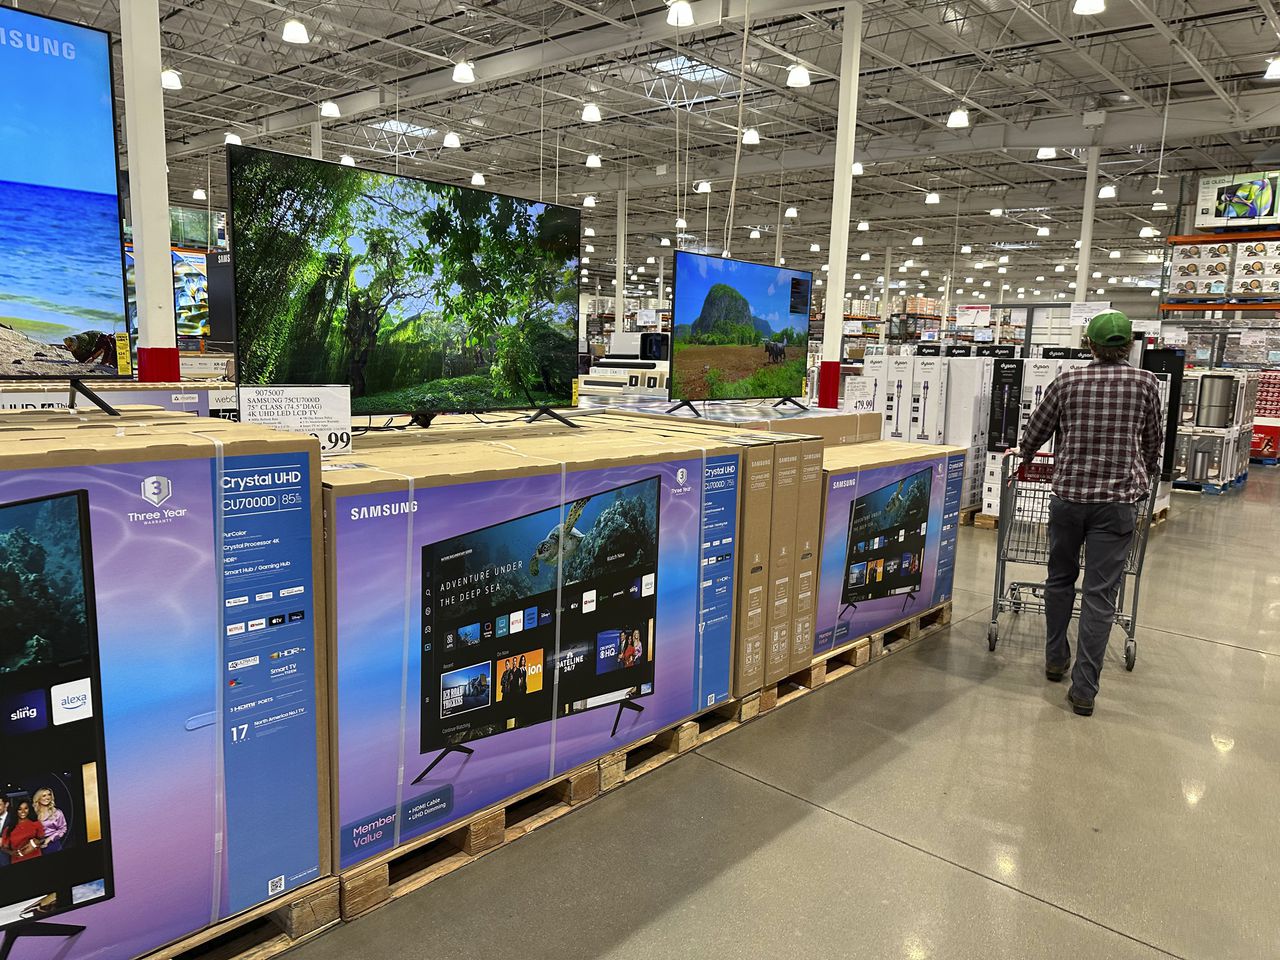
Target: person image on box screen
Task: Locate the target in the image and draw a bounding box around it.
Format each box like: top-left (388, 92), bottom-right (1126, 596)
top-left (515, 655), bottom-right (528, 696)
top-left (33, 787), bottom-right (68, 854)
top-left (2, 800), bottom-right (45, 863)
top-left (1016, 311), bottom-right (1163, 717)
top-left (0, 797), bottom-right (10, 866)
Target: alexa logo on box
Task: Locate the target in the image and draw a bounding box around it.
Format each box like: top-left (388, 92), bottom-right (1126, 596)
top-left (51, 678), bottom-right (93, 725)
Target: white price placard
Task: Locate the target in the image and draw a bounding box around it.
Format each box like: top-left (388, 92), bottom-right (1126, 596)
top-left (1240, 330), bottom-right (1268, 347)
top-left (842, 375), bottom-right (881, 414)
top-left (1163, 325), bottom-right (1188, 346)
top-left (238, 385), bottom-right (352, 456)
top-left (1069, 301), bottom-right (1111, 326)
top-left (955, 304), bottom-right (991, 327)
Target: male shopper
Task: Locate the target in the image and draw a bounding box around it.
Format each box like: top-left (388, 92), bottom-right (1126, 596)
top-left (1018, 311), bottom-right (1163, 716)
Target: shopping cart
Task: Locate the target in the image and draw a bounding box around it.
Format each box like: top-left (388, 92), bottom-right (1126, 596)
top-left (987, 451), bottom-right (1156, 671)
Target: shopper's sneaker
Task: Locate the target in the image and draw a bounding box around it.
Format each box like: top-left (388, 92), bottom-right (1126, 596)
top-left (1045, 662), bottom-right (1070, 682)
top-left (1066, 688), bottom-right (1094, 716)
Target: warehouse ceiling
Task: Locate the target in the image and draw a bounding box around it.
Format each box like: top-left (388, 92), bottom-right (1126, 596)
top-left (24, 0), bottom-right (1280, 310)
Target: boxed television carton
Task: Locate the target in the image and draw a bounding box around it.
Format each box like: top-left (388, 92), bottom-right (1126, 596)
top-left (814, 441), bottom-right (966, 657)
top-left (0, 422), bottom-right (327, 960)
top-left (323, 434), bottom-right (739, 871)
top-left (0, 380), bottom-right (236, 415)
top-left (790, 437), bottom-right (825, 672)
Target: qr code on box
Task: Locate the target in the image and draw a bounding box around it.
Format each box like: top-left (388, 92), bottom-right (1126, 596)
top-left (268, 875), bottom-right (285, 896)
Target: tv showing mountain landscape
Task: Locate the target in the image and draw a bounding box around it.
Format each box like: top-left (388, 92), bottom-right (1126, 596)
top-left (670, 252), bottom-right (811, 401)
top-left (0, 7), bottom-right (130, 379)
top-left (228, 146), bottom-right (579, 415)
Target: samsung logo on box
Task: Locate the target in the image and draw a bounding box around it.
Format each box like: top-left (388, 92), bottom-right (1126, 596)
top-left (1, 29), bottom-right (76, 60)
top-left (350, 501), bottom-right (418, 521)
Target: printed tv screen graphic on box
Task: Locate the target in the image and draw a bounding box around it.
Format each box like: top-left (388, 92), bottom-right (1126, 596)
top-left (420, 477), bottom-right (659, 759)
top-left (0, 7), bottom-right (130, 379)
top-left (228, 145), bottom-right (580, 416)
top-left (841, 468), bottom-right (932, 605)
top-left (0, 491), bottom-right (113, 933)
top-left (671, 251), bottom-right (811, 401)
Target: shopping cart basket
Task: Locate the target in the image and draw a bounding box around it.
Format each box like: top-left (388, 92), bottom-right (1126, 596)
top-left (987, 451), bottom-right (1156, 671)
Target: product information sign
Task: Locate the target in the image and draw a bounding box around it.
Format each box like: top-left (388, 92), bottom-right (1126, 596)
top-left (842, 375), bottom-right (880, 414)
top-left (956, 304), bottom-right (991, 327)
top-left (1163, 325), bottom-right (1189, 346)
top-left (1069, 301), bottom-right (1111, 326)
top-left (239, 385), bottom-right (352, 455)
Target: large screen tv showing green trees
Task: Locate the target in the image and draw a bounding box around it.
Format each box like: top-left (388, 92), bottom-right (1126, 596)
top-left (227, 146), bottom-right (579, 415)
top-left (670, 251), bottom-right (811, 401)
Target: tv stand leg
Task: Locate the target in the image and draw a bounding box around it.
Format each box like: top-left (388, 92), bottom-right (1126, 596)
top-left (527, 407), bottom-right (580, 427)
top-left (1, 921), bottom-right (86, 960)
top-left (410, 743), bottom-right (475, 785)
top-left (773, 397), bottom-right (808, 411)
top-left (666, 400), bottom-right (702, 417)
top-left (610, 699), bottom-right (645, 737)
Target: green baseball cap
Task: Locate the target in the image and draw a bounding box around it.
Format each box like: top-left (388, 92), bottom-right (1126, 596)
top-left (1086, 310), bottom-right (1132, 347)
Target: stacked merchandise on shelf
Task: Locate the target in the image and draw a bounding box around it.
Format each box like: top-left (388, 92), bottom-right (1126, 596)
top-left (1174, 370), bottom-right (1258, 485)
top-left (862, 353), bottom-right (992, 509)
top-left (1230, 239), bottom-right (1280, 297)
top-left (1168, 242), bottom-right (1233, 297)
top-left (1252, 370), bottom-right (1280, 461)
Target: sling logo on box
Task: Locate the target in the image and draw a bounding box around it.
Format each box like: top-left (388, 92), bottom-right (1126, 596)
top-left (1, 690), bottom-right (47, 733)
top-left (51, 679), bottom-right (93, 725)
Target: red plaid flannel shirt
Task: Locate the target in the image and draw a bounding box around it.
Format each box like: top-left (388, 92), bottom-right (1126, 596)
top-left (1019, 360), bottom-right (1164, 503)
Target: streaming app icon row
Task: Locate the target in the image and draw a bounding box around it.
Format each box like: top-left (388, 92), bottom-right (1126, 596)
top-left (444, 607), bottom-right (554, 652)
top-left (1, 678), bottom-right (94, 734)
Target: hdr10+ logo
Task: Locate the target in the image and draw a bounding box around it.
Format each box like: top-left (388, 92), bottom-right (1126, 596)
top-left (50, 678), bottom-right (93, 726)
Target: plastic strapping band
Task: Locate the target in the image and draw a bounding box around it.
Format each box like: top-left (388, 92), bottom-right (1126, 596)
top-left (197, 430), bottom-right (228, 924)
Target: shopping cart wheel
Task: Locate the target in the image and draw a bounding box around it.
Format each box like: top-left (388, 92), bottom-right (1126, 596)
top-left (1124, 639), bottom-right (1136, 671)
top-left (988, 624), bottom-right (998, 651)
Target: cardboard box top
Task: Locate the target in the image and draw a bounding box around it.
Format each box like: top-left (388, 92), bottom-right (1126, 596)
top-left (0, 380), bottom-right (234, 395)
top-left (322, 430), bottom-right (736, 496)
top-left (823, 440), bottom-right (968, 475)
top-left (0, 423), bottom-right (317, 470)
top-left (591, 411), bottom-right (803, 446)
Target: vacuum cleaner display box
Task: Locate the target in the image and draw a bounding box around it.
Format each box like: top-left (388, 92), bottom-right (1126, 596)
top-left (325, 436), bottom-right (735, 870)
top-left (0, 424), bottom-right (325, 960)
top-left (814, 442), bottom-right (965, 657)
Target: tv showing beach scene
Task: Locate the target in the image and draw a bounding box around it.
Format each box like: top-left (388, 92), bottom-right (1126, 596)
top-left (0, 7), bottom-right (130, 378)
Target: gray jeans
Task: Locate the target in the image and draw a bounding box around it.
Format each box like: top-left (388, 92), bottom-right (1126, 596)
top-left (1045, 496), bottom-right (1137, 701)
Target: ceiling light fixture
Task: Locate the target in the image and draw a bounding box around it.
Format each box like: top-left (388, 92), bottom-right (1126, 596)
top-left (784, 205), bottom-right (798, 218)
top-left (471, 172), bottom-right (486, 186)
top-left (696, 180), bottom-right (712, 194)
top-left (281, 18), bottom-right (310, 44)
top-left (586, 153), bottom-right (602, 168)
top-left (742, 127), bottom-right (760, 145)
top-left (810, 243), bottom-right (821, 252)
top-left (582, 102), bottom-right (603, 122)
top-left (750, 229), bottom-right (761, 239)
top-left (960, 245), bottom-right (972, 254)
top-left (666, 0), bottom-right (695, 28)
top-left (585, 227), bottom-right (596, 237)
top-left (925, 191), bottom-right (940, 204)
top-left (319, 100), bottom-right (340, 118)
top-left (160, 68), bottom-right (182, 90)
top-left (851, 161), bottom-right (864, 176)
top-left (990, 207), bottom-right (1003, 216)
top-left (912, 236), bottom-right (924, 246)
top-left (786, 64), bottom-right (811, 88)
top-left (1098, 183), bottom-right (1117, 199)
top-left (1109, 249), bottom-right (1121, 259)
top-left (1152, 201), bottom-right (1168, 211)
top-left (998, 254), bottom-right (1009, 263)
top-left (1036, 146), bottom-right (1057, 160)
top-left (946, 106), bottom-right (970, 129)
top-left (339, 154), bottom-right (355, 166)
top-left (1072, 0), bottom-right (1106, 14)
top-left (660, 237), bottom-right (671, 246)
top-left (856, 220), bottom-right (869, 231)
top-left (193, 188), bottom-right (207, 201)
top-left (452, 61), bottom-right (475, 84)
top-left (582, 195), bottom-right (597, 207)
top-left (675, 217), bottom-right (687, 229)
top-left (1266, 58), bottom-right (1280, 80)
top-left (224, 132), bottom-right (242, 145)
top-left (443, 131), bottom-right (461, 148)
top-left (1139, 226), bottom-right (1157, 238)
top-left (1037, 226), bottom-right (1050, 236)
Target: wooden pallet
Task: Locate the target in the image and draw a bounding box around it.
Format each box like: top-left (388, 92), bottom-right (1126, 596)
top-left (339, 763), bottom-right (601, 921)
top-left (958, 505), bottom-right (981, 526)
top-left (145, 877), bottom-right (339, 960)
top-left (599, 720), bottom-right (700, 790)
top-left (1251, 456), bottom-right (1278, 466)
top-left (974, 513), bottom-right (999, 529)
top-left (760, 602), bottom-right (954, 711)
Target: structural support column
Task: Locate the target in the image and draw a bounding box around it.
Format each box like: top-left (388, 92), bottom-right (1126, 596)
top-left (823, 1), bottom-right (863, 361)
top-left (120, 0), bottom-right (177, 378)
top-left (1075, 145), bottom-right (1101, 302)
top-left (310, 122), bottom-right (323, 160)
top-left (615, 189), bottom-right (627, 330)
top-left (879, 246), bottom-right (892, 345)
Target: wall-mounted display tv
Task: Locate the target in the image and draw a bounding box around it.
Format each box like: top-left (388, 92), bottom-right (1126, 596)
top-left (0, 491), bottom-right (113, 932)
top-left (670, 251), bottom-right (810, 401)
top-left (1194, 172), bottom-right (1280, 229)
top-left (227, 145), bottom-right (580, 415)
top-left (841, 468), bottom-right (933, 605)
top-left (0, 7), bottom-right (130, 379)
top-left (419, 478), bottom-right (660, 755)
